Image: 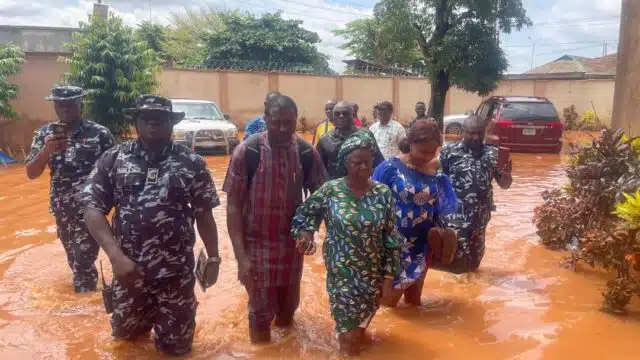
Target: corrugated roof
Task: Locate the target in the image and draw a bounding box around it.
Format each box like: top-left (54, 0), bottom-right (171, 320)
top-left (526, 54), bottom-right (617, 75)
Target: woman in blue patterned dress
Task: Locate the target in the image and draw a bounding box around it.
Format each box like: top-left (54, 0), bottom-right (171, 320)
top-left (373, 120), bottom-right (458, 306)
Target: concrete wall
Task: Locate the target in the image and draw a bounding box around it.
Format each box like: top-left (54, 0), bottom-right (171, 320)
top-left (0, 25), bottom-right (75, 53)
top-left (0, 56), bottom-right (618, 154)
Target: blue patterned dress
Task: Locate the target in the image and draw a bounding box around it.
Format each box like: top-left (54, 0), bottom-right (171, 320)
top-left (373, 157), bottom-right (457, 290)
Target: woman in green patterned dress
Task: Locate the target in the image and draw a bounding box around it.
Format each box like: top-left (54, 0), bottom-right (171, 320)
top-left (291, 130), bottom-right (402, 356)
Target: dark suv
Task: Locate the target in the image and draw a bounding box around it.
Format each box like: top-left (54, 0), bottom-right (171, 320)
top-left (477, 96), bottom-right (563, 153)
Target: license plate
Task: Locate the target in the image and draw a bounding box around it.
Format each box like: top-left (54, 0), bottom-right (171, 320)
top-left (523, 129), bottom-right (536, 136)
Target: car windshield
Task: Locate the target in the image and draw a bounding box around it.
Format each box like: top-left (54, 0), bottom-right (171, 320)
top-left (172, 102), bottom-right (223, 120)
top-left (500, 102), bottom-right (559, 121)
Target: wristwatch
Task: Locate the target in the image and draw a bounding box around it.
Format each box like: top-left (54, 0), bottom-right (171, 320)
top-left (207, 256), bottom-right (222, 264)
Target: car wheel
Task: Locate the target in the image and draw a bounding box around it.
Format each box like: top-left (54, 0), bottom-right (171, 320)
top-left (446, 123), bottom-right (463, 135)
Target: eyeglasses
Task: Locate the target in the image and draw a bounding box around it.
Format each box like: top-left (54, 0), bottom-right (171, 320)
top-left (333, 111), bottom-right (352, 117)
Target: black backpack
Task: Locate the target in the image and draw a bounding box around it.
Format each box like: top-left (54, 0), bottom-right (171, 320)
top-left (244, 134), bottom-right (315, 193)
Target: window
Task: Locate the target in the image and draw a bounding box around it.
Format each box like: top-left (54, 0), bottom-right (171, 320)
top-left (172, 102), bottom-right (223, 120)
top-left (500, 102), bottom-right (559, 121)
top-left (476, 102), bottom-right (490, 119)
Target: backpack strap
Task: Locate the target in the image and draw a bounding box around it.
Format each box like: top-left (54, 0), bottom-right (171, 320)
top-left (244, 134), bottom-right (262, 185)
top-left (244, 134), bottom-right (315, 191)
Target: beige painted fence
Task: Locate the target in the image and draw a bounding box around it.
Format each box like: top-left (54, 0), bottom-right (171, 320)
top-left (1, 53), bottom-right (615, 155)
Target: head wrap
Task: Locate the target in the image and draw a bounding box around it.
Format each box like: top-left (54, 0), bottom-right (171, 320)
top-left (337, 130), bottom-right (378, 172)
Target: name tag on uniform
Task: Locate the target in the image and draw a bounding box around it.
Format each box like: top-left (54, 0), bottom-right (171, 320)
top-left (146, 168), bottom-right (159, 184)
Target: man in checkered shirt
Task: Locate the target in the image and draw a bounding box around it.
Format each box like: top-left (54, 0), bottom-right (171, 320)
top-left (369, 101), bottom-right (407, 159)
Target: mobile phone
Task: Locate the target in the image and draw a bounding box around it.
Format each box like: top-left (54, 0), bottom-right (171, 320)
top-left (497, 146), bottom-right (510, 169)
top-left (50, 123), bottom-right (67, 136)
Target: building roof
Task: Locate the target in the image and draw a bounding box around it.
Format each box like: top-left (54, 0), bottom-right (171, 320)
top-left (0, 25), bottom-right (77, 53)
top-left (526, 54), bottom-right (617, 77)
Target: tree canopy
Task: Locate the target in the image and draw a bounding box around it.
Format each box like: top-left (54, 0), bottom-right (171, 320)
top-left (166, 9), bottom-right (332, 73)
top-left (335, 0), bottom-right (531, 128)
top-left (61, 13), bottom-right (159, 139)
top-left (0, 43), bottom-right (25, 121)
top-left (136, 20), bottom-right (167, 63)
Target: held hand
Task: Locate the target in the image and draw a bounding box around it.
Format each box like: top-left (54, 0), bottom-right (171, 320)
top-left (237, 256), bottom-right (253, 287)
top-left (296, 232), bottom-right (316, 255)
top-left (112, 254), bottom-right (140, 288)
top-left (43, 134), bottom-right (67, 155)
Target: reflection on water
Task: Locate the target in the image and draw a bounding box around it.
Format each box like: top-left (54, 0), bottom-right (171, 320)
top-left (1, 132), bottom-right (639, 359)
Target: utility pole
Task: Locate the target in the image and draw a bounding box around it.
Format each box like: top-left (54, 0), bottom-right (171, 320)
top-left (604, 41), bottom-right (608, 56)
top-left (149, 0), bottom-right (152, 22)
top-left (528, 37), bottom-right (536, 70)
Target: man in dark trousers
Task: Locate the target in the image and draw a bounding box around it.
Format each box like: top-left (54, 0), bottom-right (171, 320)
top-left (26, 85), bottom-right (115, 293)
top-left (224, 95), bottom-right (327, 343)
top-left (83, 95), bottom-right (221, 356)
top-left (439, 115), bottom-right (512, 273)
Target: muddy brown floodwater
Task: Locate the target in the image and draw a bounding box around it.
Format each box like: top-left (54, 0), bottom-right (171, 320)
top-left (1, 132), bottom-right (639, 359)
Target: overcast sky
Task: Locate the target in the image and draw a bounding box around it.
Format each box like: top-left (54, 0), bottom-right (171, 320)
top-left (0, 0), bottom-right (622, 74)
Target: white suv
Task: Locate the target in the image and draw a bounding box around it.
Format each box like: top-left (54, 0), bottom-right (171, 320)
top-left (170, 99), bottom-right (240, 154)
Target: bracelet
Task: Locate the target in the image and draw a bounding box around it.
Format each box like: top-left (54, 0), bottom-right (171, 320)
top-left (206, 256), bottom-right (221, 264)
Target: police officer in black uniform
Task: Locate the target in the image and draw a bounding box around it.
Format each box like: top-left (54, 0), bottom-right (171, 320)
top-left (26, 86), bottom-right (115, 293)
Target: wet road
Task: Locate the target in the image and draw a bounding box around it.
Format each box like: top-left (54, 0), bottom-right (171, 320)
top-left (1, 133), bottom-right (639, 359)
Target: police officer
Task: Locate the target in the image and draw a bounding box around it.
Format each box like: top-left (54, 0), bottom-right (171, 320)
top-left (82, 95), bottom-right (221, 356)
top-left (26, 85), bottom-right (115, 293)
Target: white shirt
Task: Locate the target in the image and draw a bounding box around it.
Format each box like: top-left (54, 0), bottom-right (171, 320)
top-left (369, 120), bottom-right (407, 159)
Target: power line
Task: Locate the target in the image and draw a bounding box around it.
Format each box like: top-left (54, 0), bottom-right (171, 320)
top-left (533, 15), bottom-right (619, 26)
top-left (535, 43), bottom-right (617, 57)
top-left (503, 40), bottom-right (619, 48)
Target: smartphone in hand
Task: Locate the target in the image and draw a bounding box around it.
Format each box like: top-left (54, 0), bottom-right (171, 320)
top-left (497, 146), bottom-right (511, 169)
top-left (50, 123), bottom-right (68, 136)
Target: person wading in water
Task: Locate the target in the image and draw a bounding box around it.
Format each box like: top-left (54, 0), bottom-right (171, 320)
top-left (224, 95), bottom-right (327, 343)
top-left (26, 85), bottom-right (115, 293)
top-left (438, 115), bottom-right (513, 272)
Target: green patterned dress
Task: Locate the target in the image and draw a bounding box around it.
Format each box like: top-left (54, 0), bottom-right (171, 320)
top-left (291, 178), bottom-right (402, 333)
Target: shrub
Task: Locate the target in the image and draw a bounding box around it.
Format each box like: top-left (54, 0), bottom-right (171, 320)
top-left (579, 108), bottom-right (604, 131)
top-left (61, 13), bottom-right (159, 140)
top-left (562, 105), bottom-right (579, 130)
top-left (0, 43), bottom-right (25, 121)
top-left (533, 128), bottom-right (640, 312)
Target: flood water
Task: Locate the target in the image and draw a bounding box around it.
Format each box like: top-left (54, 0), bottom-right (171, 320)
top-left (1, 132), bottom-right (639, 359)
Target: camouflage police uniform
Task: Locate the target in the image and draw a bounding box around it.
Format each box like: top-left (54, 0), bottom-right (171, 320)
top-left (26, 86), bottom-right (115, 292)
top-left (438, 141), bottom-right (506, 273)
top-left (82, 96), bottom-right (220, 355)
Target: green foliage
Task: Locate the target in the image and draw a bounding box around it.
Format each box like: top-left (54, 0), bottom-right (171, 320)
top-left (335, 0), bottom-right (530, 123)
top-left (333, 16), bottom-right (424, 71)
top-left (136, 21), bottom-right (167, 63)
top-left (201, 11), bottom-right (332, 73)
top-left (533, 129), bottom-right (640, 311)
top-left (562, 105), bottom-right (579, 130)
top-left (61, 13), bottom-right (159, 140)
top-left (0, 43), bottom-right (25, 120)
top-left (615, 191), bottom-right (640, 228)
top-left (165, 6), bottom-right (224, 67)
top-left (578, 108), bottom-right (604, 130)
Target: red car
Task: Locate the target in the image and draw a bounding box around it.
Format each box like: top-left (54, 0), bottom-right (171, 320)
top-left (477, 96), bottom-right (563, 153)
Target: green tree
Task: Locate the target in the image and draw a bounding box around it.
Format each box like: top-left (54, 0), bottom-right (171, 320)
top-left (336, 0), bottom-right (531, 129)
top-left (165, 6), bottom-right (224, 68)
top-left (0, 43), bottom-right (25, 120)
top-left (61, 13), bottom-right (159, 139)
top-left (136, 20), bottom-right (167, 63)
top-left (201, 11), bottom-right (332, 74)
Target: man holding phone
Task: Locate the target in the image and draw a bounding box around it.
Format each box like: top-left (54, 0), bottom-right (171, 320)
top-left (438, 115), bottom-right (512, 273)
top-left (82, 95), bottom-right (221, 356)
top-left (26, 86), bottom-right (115, 293)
